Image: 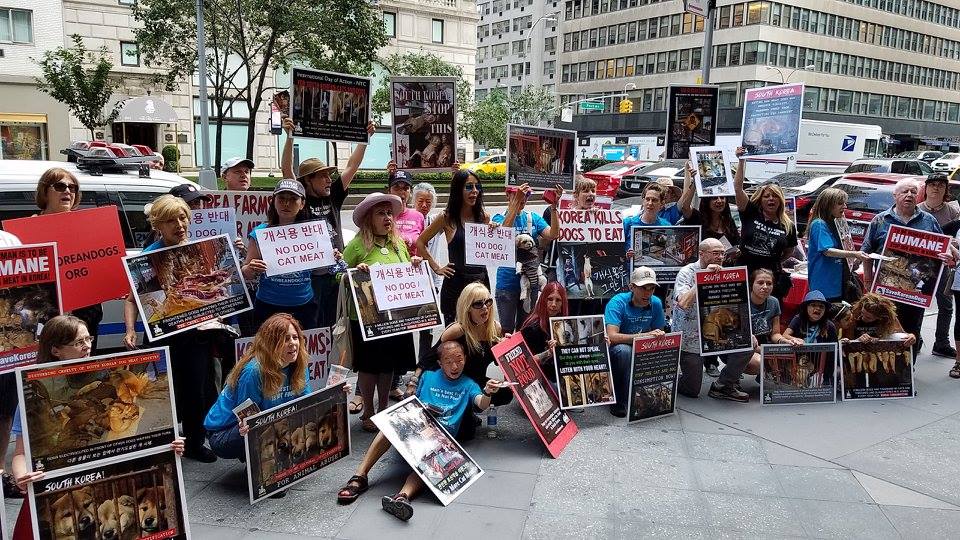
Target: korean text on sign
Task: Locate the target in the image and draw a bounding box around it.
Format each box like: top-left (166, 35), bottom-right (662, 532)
top-left (255, 221), bottom-right (335, 276)
top-left (370, 262), bottom-right (434, 310)
top-left (465, 223), bottom-right (516, 267)
top-left (189, 207), bottom-right (237, 241)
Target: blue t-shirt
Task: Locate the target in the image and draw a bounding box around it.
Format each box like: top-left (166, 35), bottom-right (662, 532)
top-left (492, 211), bottom-right (548, 292)
top-left (11, 406), bottom-right (21, 436)
top-left (204, 360), bottom-right (311, 431)
top-left (143, 239), bottom-right (166, 252)
top-left (250, 223), bottom-right (313, 306)
top-left (659, 204), bottom-right (682, 225)
top-left (807, 219), bottom-right (842, 299)
top-left (416, 369), bottom-right (482, 434)
top-left (604, 292), bottom-right (665, 334)
top-left (623, 214), bottom-right (671, 252)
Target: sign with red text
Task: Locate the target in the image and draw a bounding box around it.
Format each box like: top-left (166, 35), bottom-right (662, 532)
top-left (492, 332), bottom-right (578, 458)
top-left (347, 268), bottom-right (443, 340)
top-left (201, 190), bottom-right (272, 239)
top-left (255, 221), bottom-right (335, 277)
top-left (0, 243), bottom-right (61, 374)
top-left (556, 209), bottom-right (627, 300)
top-left (189, 207), bottom-right (237, 242)
top-left (236, 327), bottom-right (332, 385)
top-left (871, 224), bottom-right (948, 308)
top-left (695, 266), bottom-right (753, 355)
top-left (465, 223), bottom-right (516, 267)
top-left (629, 333), bottom-right (681, 423)
top-left (4, 207), bottom-right (126, 311)
top-left (741, 82), bottom-right (804, 156)
top-left (370, 262), bottom-right (434, 311)
top-left (556, 209), bottom-right (624, 243)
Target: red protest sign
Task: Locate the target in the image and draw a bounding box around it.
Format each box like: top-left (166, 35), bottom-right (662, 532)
top-left (0, 243), bottom-right (62, 373)
top-left (4, 207), bottom-right (127, 311)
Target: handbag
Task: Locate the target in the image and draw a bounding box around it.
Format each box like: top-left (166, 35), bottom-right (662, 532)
top-left (330, 275), bottom-right (354, 369)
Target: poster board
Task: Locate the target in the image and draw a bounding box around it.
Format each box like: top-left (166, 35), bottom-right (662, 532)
top-left (0, 243), bottom-right (61, 374)
top-left (236, 327), bottom-right (332, 385)
top-left (491, 332), bottom-right (579, 458)
top-left (506, 124), bottom-right (577, 190)
top-left (690, 147), bottom-right (736, 197)
top-left (188, 207), bottom-right (236, 242)
top-left (841, 339), bottom-right (915, 401)
top-left (871, 224), bottom-right (947, 309)
top-left (664, 84), bottom-right (719, 160)
top-left (254, 221), bottom-right (336, 277)
top-left (464, 222), bottom-right (515, 267)
top-left (550, 315), bottom-right (616, 409)
top-left (346, 268), bottom-right (443, 341)
top-left (243, 383), bottom-right (350, 503)
top-left (628, 333), bottom-right (681, 423)
top-left (760, 343), bottom-right (838, 405)
top-left (555, 209), bottom-right (627, 300)
top-left (695, 266), bottom-right (753, 355)
top-left (390, 77), bottom-right (458, 171)
top-left (630, 226), bottom-right (701, 282)
top-left (291, 67), bottom-right (371, 143)
top-left (370, 262), bottom-right (436, 311)
top-left (741, 83), bottom-right (805, 156)
top-left (200, 190), bottom-right (272, 239)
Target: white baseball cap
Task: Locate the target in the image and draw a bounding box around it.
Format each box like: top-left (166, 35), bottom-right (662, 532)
top-left (630, 266), bottom-right (658, 287)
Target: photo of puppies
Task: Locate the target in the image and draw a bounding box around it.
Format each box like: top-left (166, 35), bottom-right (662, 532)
top-left (841, 339), bottom-right (914, 401)
top-left (551, 315), bottom-right (616, 409)
top-left (347, 269), bottom-right (443, 341)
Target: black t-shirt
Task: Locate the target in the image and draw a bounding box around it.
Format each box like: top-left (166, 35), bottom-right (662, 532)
top-left (304, 179), bottom-right (348, 250)
top-left (520, 321), bottom-right (555, 381)
top-left (682, 208), bottom-right (741, 246)
top-left (738, 201), bottom-right (797, 272)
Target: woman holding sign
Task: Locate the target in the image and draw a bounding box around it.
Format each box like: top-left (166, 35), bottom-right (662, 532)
top-left (519, 281), bottom-right (569, 387)
top-left (805, 188), bottom-right (872, 303)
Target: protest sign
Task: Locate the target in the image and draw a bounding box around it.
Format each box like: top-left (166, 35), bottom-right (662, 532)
top-left (347, 268), bottom-right (443, 340)
top-left (558, 193), bottom-right (613, 209)
top-left (0, 243), bottom-right (61, 374)
top-left (628, 333), bottom-right (681, 423)
top-left (630, 226), bottom-right (700, 282)
top-left (695, 266), bottom-right (753, 355)
top-left (123, 235), bottom-right (252, 341)
top-left (556, 209), bottom-right (627, 300)
top-left (4, 207), bottom-right (125, 312)
top-left (550, 315), bottom-right (615, 409)
top-left (871, 224), bottom-right (947, 308)
top-left (371, 262), bottom-right (436, 311)
top-left (835, 217), bottom-right (857, 270)
top-left (28, 448), bottom-right (190, 540)
top-left (664, 84), bottom-right (719, 159)
top-left (841, 339), bottom-right (915, 400)
top-left (255, 221), bottom-right (335, 276)
top-left (236, 327), bottom-right (332, 385)
top-left (690, 147), bottom-right (735, 197)
top-left (391, 77), bottom-right (457, 171)
top-left (372, 396), bottom-right (483, 506)
top-left (741, 82), bottom-right (804, 156)
top-left (491, 332), bottom-right (579, 458)
top-left (244, 383), bottom-right (350, 503)
top-left (201, 190), bottom-right (272, 239)
top-left (291, 67), bottom-right (371, 143)
top-left (506, 124), bottom-right (577, 190)
top-left (464, 222), bottom-right (515, 267)
top-left (188, 207), bottom-right (236, 242)
top-left (16, 347), bottom-right (176, 475)
top-left (761, 343), bottom-right (838, 405)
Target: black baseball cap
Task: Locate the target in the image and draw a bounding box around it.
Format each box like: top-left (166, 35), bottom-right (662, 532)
top-left (169, 183), bottom-right (212, 204)
top-left (926, 172), bottom-right (949, 184)
top-left (389, 170), bottom-right (413, 187)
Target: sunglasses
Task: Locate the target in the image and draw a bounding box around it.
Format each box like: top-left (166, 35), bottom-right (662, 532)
top-left (50, 181), bottom-right (78, 194)
top-left (471, 298), bottom-right (494, 309)
top-left (464, 183), bottom-right (482, 192)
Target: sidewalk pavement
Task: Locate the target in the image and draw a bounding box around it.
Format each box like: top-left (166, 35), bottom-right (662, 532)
top-left (5, 314), bottom-right (960, 539)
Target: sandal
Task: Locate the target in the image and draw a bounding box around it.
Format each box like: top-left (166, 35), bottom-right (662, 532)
top-left (348, 396), bottom-right (363, 415)
top-left (950, 363), bottom-right (960, 379)
top-left (337, 474), bottom-right (369, 505)
top-left (381, 492), bottom-right (413, 521)
top-left (361, 418), bottom-right (378, 433)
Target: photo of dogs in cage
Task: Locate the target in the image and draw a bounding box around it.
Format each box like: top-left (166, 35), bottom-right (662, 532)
top-left (630, 381), bottom-right (675, 420)
top-left (873, 249), bottom-right (942, 304)
top-left (761, 344), bottom-right (837, 405)
top-left (631, 226), bottom-right (700, 273)
top-left (30, 448), bottom-right (188, 540)
top-left (0, 280), bottom-right (60, 370)
top-left (841, 339), bottom-right (915, 401)
top-left (506, 125), bottom-right (576, 190)
top-left (18, 349), bottom-right (176, 474)
top-left (391, 78), bottom-right (457, 171)
top-left (347, 269), bottom-right (442, 340)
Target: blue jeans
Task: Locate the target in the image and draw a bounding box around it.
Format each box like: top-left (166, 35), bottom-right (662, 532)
top-left (609, 344), bottom-right (633, 411)
top-left (208, 424), bottom-right (245, 460)
top-left (495, 287), bottom-right (539, 334)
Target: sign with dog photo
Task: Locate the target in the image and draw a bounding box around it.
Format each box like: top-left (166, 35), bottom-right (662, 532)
top-left (761, 343), bottom-right (838, 405)
top-left (16, 347), bottom-right (177, 475)
top-left (492, 332), bottom-right (579, 458)
top-left (371, 396), bottom-right (484, 506)
top-left (27, 447), bottom-right (190, 540)
top-left (0, 243), bottom-right (62, 374)
top-left (630, 226), bottom-right (701, 282)
top-left (549, 315), bottom-right (616, 409)
top-left (741, 82), bottom-right (804, 156)
top-left (506, 124), bottom-right (577, 190)
top-left (628, 333), bottom-right (681, 423)
top-left (690, 146), bottom-right (735, 197)
top-left (840, 339), bottom-right (915, 401)
top-left (243, 382), bottom-right (350, 503)
top-left (291, 67), bottom-right (372, 144)
top-left (236, 326), bottom-right (333, 385)
top-left (695, 266), bottom-right (753, 355)
top-left (123, 235), bottom-right (253, 341)
top-left (870, 224), bottom-right (948, 309)
top-left (556, 209), bottom-right (627, 300)
top-left (390, 77), bottom-right (457, 171)
top-left (346, 268), bottom-right (443, 341)
top-left (664, 84), bottom-right (719, 160)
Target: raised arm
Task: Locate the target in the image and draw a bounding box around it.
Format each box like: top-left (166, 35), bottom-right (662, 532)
top-left (281, 118), bottom-right (296, 179)
top-left (340, 121), bottom-right (376, 189)
top-left (679, 161), bottom-right (696, 218)
top-left (734, 147), bottom-right (749, 212)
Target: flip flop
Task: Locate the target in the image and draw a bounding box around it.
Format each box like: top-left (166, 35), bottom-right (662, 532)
top-left (348, 397), bottom-right (363, 415)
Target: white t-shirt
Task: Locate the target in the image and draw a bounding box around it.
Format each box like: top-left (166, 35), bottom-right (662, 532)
top-left (0, 230), bottom-right (21, 247)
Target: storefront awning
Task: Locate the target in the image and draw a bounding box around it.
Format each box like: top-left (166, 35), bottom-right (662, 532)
top-left (115, 97), bottom-right (178, 124)
top-left (0, 113), bottom-right (47, 123)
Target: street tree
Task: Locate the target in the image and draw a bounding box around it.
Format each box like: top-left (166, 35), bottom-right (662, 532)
top-left (34, 34), bottom-right (120, 140)
top-left (461, 86), bottom-right (557, 149)
top-left (370, 51), bottom-right (472, 128)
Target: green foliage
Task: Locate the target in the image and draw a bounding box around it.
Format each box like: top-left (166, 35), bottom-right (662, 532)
top-left (370, 51), bottom-right (472, 128)
top-left (581, 158), bottom-right (614, 172)
top-left (33, 35), bottom-right (119, 138)
top-left (461, 87), bottom-right (557, 150)
top-left (161, 144), bottom-right (180, 172)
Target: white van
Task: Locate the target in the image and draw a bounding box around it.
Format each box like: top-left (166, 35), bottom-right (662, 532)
top-left (0, 159), bottom-right (200, 351)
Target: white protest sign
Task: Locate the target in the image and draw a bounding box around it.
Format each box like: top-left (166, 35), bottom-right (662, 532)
top-left (236, 327), bottom-right (333, 383)
top-left (189, 207), bottom-right (236, 241)
top-left (202, 190), bottom-right (272, 239)
top-left (465, 222), bottom-right (516, 267)
top-left (255, 221), bottom-right (335, 276)
top-left (556, 209), bottom-right (625, 243)
top-left (370, 262), bottom-right (434, 310)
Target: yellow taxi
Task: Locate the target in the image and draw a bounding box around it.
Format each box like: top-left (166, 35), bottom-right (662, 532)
top-left (462, 153), bottom-right (507, 174)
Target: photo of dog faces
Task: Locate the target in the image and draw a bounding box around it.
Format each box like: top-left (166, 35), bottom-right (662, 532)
top-left (550, 317), bottom-right (605, 348)
top-left (699, 303), bottom-right (751, 354)
top-left (841, 340), bottom-right (914, 400)
top-left (630, 381), bottom-right (675, 420)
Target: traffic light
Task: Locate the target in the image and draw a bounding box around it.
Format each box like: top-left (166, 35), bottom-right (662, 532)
top-left (619, 98), bottom-right (634, 113)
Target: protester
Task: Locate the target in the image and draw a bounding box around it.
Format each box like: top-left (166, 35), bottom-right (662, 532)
top-left (805, 188), bottom-right (872, 303)
top-left (838, 293), bottom-right (916, 347)
top-left (336, 340), bottom-right (502, 521)
top-left (221, 156), bottom-right (255, 190)
top-left (623, 183), bottom-right (671, 256)
top-left (919, 172), bottom-right (959, 357)
top-left (413, 182), bottom-right (444, 367)
top-left (782, 290), bottom-right (839, 345)
top-left (0, 230), bottom-right (21, 499)
top-left (344, 193), bottom-right (420, 432)
top-left (672, 238), bottom-right (754, 402)
top-left (416, 170), bottom-right (492, 324)
top-left (169, 183), bottom-right (212, 210)
top-left (604, 267), bottom-right (667, 417)
top-left (124, 194), bottom-right (219, 462)
top-left (388, 170), bottom-right (425, 255)
top-left (520, 281), bottom-right (569, 385)
top-left (678, 162), bottom-right (740, 262)
top-left (655, 177), bottom-right (683, 224)
top-left (492, 182), bottom-right (561, 333)
top-left (746, 268), bottom-right (787, 374)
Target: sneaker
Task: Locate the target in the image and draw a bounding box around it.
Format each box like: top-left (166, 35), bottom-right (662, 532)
top-left (381, 493), bottom-right (414, 521)
top-left (705, 365), bottom-right (721, 378)
top-left (184, 446), bottom-right (217, 463)
top-left (932, 345), bottom-right (957, 358)
top-left (708, 382), bottom-right (749, 403)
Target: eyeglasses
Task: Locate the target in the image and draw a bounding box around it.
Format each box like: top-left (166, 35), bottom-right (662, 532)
top-left (464, 184), bottom-right (482, 192)
top-left (51, 181), bottom-right (79, 194)
top-left (68, 336), bottom-right (94, 347)
top-left (471, 298), bottom-right (494, 309)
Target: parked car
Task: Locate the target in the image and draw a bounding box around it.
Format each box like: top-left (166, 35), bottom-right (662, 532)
top-left (462, 153), bottom-right (506, 175)
top-left (895, 150), bottom-right (943, 163)
top-left (843, 159), bottom-right (932, 175)
top-left (748, 171), bottom-right (844, 235)
top-left (583, 160), bottom-right (655, 197)
top-left (931, 153), bottom-right (960, 173)
top-left (614, 160), bottom-right (686, 199)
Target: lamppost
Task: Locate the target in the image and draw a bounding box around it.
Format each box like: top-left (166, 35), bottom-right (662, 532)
top-left (521, 14), bottom-right (557, 90)
top-left (194, 0), bottom-right (216, 188)
top-left (766, 64), bottom-right (816, 84)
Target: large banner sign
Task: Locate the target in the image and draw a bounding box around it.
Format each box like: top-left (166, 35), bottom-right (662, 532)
top-left (123, 235), bottom-right (252, 341)
top-left (189, 207), bottom-right (236, 242)
top-left (0, 243), bottom-right (61, 374)
top-left (695, 266), bottom-right (753, 355)
top-left (665, 84), bottom-right (719, 160)
top-left (630, 226), bottom-right (700, 282)
top-left (201, 190), bottom-right (271, 239)
top-left (491, 332), bottom-right (579, 458)
top-left (255, 221), bottom-right (336, 277)
top-left (372, 396), bottom-right (483, 506)
top-left (550, 315), bottom-right (616, 409)
top-left (347, 268), bottom-right (443, 340)
top-left (506, 124), bottom-right (577, 190)
top-left (556, 209), bottom-right (626, 300)
top-left (390, 77), bottom-right (457, 171)
top-left (16, 347), bottom-right (176, 475)
top-left (464, 222), bottom-right (515, 267)
top-left (841, 339), bottom-right (915, 401)
top-left (244, 383), bottom-right (350, 503)
top-left (236, 327), bottom-right (332, 385)
top-left (4, 207), bottom-right (125, 312)
top-left (628, 333), bottom-right (681, 423)
top-left (871, 224), bottom-right (947, 309)
top-left (741, 82), bottom-right (804, 156)
top-left (291, 68), bottom-right (371, 143)
top-left (761, 343), bottom-right (838, 405)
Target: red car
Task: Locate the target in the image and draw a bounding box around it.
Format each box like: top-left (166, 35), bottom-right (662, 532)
top-left (583, 160), bottom-right (653, 197)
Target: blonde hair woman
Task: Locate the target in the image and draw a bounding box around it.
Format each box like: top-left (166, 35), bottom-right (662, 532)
top-left (805, 187), bottom-right (872, 302)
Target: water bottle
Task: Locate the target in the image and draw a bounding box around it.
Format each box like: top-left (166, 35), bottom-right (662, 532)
top-left (486, 405), bottom-right (498, 438)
